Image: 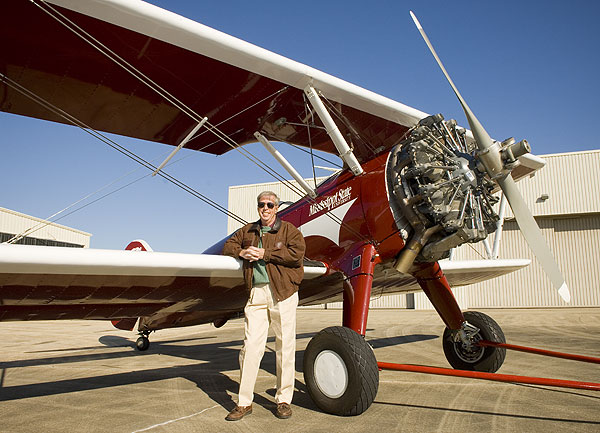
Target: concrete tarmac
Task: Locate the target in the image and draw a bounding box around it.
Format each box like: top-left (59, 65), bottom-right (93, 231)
top-left (1, 308), bottom-right (599, 432)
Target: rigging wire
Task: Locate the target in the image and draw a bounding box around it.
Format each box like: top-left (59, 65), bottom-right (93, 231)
top-left (25, 0), bottom-right (374, 244)
top-left (320, 95), bottom-right (378, 156)
top-left (5, 163), bottom-right (148, 244)
top-left (4, 72), bottom-right (370, 245)
top-left (5, 144), bottom-right (200, 245)
top-left (0, 73), bottom-right (248, 227)
top-left (32, 0), bottom-right (307, 200)
top-left (9, 172), bottom-right (153, 245)
top-left (465, 241), bottom-right (488, 260)
top-left (284, 142), bottom-right (343, 169)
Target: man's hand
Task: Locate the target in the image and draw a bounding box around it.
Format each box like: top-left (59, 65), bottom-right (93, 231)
top-left (239, 246), bottom-right (265, 262)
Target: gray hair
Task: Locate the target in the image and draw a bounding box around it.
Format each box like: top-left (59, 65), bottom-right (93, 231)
top-left (257, 191), bottom-right (280, 206)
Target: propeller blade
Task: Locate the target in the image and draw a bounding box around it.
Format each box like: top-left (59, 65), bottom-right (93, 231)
top-left (410, 11), bottom-right (570, 302)
top-left (498, 176), bottom-right (570, 302)
top-left (409, 11), bottom-right (493, 153)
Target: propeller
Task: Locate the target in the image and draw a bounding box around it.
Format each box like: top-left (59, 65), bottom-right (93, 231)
top-left (409, 11), bottom-right (570, 302)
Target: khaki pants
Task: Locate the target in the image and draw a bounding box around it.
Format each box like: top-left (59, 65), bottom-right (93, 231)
top-left (237, 284), bottom-right (298, 407)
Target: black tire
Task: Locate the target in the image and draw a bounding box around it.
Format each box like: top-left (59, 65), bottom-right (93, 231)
top-left (303, 326), bottom-right (379, 416)
top-left (442, 311), bottom-right (506, 373)
top-left (136, 336), bottom-right (150, 351)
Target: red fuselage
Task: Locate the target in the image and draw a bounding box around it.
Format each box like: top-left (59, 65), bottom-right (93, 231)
top-left (206, 151), bottom-right (404, 273)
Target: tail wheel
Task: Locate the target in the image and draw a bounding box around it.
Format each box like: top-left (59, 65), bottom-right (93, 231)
top-left (136, 335), bottom-right (150, 351)
top-left (303, 326), bottom-right (378, 416)
top-left (136, 330), bottom-right (151, 351)
top-left (442, 311), bottom-right (506, 373)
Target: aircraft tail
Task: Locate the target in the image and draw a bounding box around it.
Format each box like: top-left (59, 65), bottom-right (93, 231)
top-left (124, 239), bottom-right (153, 252)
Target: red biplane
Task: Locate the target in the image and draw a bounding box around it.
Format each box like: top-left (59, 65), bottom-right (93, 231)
top-left (0, 0), bottom-right (576, 415)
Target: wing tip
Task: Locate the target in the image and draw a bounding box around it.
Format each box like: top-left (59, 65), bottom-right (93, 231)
top-left (558, 282), bottom-right (571, 303)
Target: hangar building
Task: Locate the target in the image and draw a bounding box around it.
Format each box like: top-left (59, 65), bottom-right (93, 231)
top-left (0, 207), bottom-right (91, 248)
top-left (227, 150), bottom-right (600, 309)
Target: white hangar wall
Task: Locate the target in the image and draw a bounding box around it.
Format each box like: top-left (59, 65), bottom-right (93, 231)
top-left (0, 207), bottom-right (91, 248)
top-left (228, 150), bottom-right (600, 309)
top-left (448, 150), bottom-right (600, 308)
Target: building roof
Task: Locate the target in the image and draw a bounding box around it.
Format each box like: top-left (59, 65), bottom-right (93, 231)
top-left (0, 207), bottom-right (92, 247)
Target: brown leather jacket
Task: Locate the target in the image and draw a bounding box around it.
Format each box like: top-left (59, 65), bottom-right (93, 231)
top-left (222, 217), bottom-right (305, 302)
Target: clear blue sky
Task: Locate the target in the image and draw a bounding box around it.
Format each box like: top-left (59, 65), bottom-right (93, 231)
top-left (2, 0), bottom-right (598, 252)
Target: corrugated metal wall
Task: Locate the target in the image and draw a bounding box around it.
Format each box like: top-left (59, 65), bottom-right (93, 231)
top-left (504, 150), bottom-right (600, 217)
top-left (0, 207), bottom-right (91, 247)
top-left (449, 216), bottom-right (600, 307)
top-left (554, 217), bottom-right (600, 305)
top-left (227, 177), bottom-right (328, 234)
top-left (228, 150), bottom-right (600, 309)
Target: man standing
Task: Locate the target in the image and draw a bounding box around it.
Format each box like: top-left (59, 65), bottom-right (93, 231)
top-left (222, 191), bottom-right (305, 421)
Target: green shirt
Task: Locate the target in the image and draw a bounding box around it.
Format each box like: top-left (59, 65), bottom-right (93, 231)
top-left (252, 226), bottom-right (271, 285)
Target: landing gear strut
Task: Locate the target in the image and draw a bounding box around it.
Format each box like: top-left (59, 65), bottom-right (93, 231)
top-left (413, 263), bottom-right (507, 373)
top-left (303, 244), bottom-right (380, 416)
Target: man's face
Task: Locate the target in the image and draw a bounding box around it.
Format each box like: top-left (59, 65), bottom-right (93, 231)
top-left (257, 195), bottom-right (278, 226)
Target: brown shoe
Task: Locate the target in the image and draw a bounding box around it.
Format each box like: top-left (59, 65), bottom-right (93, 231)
top-left (225, 405), bottom-right (252, 421)
top-left (276, 403), bottom-right (292, 419)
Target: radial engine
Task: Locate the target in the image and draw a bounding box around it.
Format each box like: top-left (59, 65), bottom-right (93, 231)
top-left (387, 113), bottom-right (531, 272)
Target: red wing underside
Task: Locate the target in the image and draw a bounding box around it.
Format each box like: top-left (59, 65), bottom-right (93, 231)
top-left (1, 1), bottom-right (411, 163)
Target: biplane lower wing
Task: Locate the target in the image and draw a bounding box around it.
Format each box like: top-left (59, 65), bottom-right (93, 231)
top-left (0, 243), bottom-right (325, 323)
top-left (0, 243), bottom-right (528, 323)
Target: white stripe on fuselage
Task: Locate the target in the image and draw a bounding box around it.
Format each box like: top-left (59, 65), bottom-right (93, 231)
top-left (299, 199), bottom-right (356, 246)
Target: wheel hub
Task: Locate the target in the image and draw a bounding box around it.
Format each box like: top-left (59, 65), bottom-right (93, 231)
top-left (451, 321), bottom-right (485, 363)
top-left (453, 333), bottom-right (485, 363)
top-left (313, 350), bottom-right (348, 398)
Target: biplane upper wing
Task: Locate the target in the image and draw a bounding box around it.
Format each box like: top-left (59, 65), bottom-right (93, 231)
top-left (1, 0), bottom-right (425, 164)
top-left (1, 0), bottom-right (541, 179)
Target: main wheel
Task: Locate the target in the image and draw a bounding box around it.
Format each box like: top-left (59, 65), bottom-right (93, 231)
top-left (303, 326), bottom-right (378, 416)
top-left (442, 311), bottom-right (506, 372)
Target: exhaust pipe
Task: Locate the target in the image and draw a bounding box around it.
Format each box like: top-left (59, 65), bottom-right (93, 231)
top-left (394, 225), bottom-right (441, 274)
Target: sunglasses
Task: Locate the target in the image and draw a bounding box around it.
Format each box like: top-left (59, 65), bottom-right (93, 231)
top-left (258, 202), bottom-right (276, 209)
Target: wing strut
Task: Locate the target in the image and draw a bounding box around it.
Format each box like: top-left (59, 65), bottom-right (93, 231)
top-left (152, 117), bottom-right (208, 176)
top-left (304, 85), bottom-right (364, 176)
top-left (254, 132), bottom-right (317, 198)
